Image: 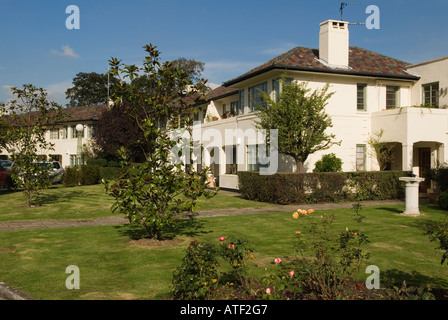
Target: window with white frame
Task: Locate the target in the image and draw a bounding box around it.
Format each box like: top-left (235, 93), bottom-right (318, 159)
top-left (357, 83), bottom-right (367, 111)
top-left (247, 144), bottom-right (269, 172)
top-left (225, 145), bottom-right (237, 175)
top-left (386, 86), bottom-right (400, 109)
top-left (272, 77), bottom-right (293, 102)
top-left (238, 90), bottom-right (245, 115)
top-left (248, 82), bottom-right (267, 112)
top-left (62, 126), bottom-right (68, 139)
top-left (356, 144), bottom-right (366, 171)
top-left (50, 128), bottom-right (59, 140)
top-left (423, 82), bottom-right (439, 108)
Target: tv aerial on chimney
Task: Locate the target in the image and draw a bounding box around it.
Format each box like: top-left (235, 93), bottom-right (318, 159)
top-left (339, 2), bottom-right (366, 25)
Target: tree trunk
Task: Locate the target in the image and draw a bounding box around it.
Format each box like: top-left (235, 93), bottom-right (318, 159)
top-left (295, 159), bottom-right (304, 173)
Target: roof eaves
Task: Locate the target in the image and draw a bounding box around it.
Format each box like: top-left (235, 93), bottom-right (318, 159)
top-left (223, 64), bottom-right (420, 87)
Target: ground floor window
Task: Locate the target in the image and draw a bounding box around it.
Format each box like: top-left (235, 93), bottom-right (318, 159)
top-left (356, 144), bottom-right (366, 171)
top-left (225, 145), bottom-right (237, 175)
top-left (247, 144), bottom-right (269, 172)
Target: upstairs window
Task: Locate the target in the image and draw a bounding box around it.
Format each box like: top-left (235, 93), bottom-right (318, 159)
top-left (248, 82), bottom-right (267, 112)
top-left (50, 128), bottom-right (59, 140)
top-left (357, 83), bottom-right (367, 111)
top-left (386, 86), bottom-right (400, 109)
top-left (238, 90), bottom-right (245, 115)
top-left (272, 78), bottom-right (293, 102)
top-left (423, 82), bottom-right (439, 108)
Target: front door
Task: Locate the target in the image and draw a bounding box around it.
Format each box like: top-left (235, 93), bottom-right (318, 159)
top-left (419, 148), bottom-right (431, 193)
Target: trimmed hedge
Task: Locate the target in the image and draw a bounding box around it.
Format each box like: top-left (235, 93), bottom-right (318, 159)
top-left (63, 165), bottom-right (124, 187)
top-left (238, 171), bottom-right (411, 204)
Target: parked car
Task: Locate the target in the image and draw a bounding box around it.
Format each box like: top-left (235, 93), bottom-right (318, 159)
top-left (0, 160), bottom-right (12, 171)
top-left (6, 161), bottom-right (64, 185)
top-left (37, 161), bottom-right (64, 184)
top-left (0, 165), bottom-right (8, 189)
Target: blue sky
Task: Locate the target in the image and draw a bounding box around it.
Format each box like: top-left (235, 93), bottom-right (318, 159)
top-left (1, 0), bottom-right (448, 106)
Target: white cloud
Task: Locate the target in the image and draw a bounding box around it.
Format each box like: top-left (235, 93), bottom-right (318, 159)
top-left (207, 82), bottom-right (221, 90)
top-left (45, 81), bottom-right (72, 105)
top-left (51, 45), bottom-right (80, 59)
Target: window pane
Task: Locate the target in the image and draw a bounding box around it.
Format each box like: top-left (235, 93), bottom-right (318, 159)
top-left (356, 145), bottom-right (366, 171)
top-left (249, 82), bottom-right (267, 112)
top-left (357, 84), bottom-right (366, 111)
top-left (386, 86), bottom-right (399, 109)
top-left (238, 90), bottom-right (245, 115)
top-left (423, 83), bottom-right (439, 108)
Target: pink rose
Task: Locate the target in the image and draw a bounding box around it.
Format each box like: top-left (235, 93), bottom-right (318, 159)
top-left (266, 288), bottom-right (271, 294)
top-left (219, 237), bottom-right (225, 241)
top-left (289, 270), bottom-right (295, 277)
top-left (274, 258), bottom-right (282, 264)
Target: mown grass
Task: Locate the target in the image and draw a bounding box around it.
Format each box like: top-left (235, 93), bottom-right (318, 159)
top-left (0, 195), bottom-right (448, 299)
top-left (0, 184), bottom-right (269, 222)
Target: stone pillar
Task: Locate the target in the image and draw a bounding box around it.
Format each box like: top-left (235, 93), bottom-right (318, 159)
top-left (399, 177), bottom-right (425, 216)
top-left (402, 144), bottom-right (413, 172)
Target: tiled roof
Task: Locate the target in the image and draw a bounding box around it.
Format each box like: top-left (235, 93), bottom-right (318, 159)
top-left (205, 86), bottom-right (238, 101)
top-left (61, 104), bottom-right (108, 122)
top-left (224, 46), bottom-right (420, 86)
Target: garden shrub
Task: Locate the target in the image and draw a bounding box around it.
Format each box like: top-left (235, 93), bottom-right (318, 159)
top-left (172, 236), bottom-right (255, 300)
top-left (238, 171), bottom-right (410, 204)
top-left (86, 158), bottom-right (108, 167)
top-left (172, 240), bottom-right (220, 300)
top-left (100, 167), bottom-right (123, 180)
top-left (428, 166), bottom-right (448, 192)
top-left (80, 165), bottom-right (101, 185)
top-left (63, 166), bottom-right (81, 187)
top-left (438, 191), bottom-right (448, 210)
top-left (313, 153), bottom-right (343, 173)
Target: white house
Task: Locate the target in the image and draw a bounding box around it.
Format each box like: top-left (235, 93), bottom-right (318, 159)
top-left (0, 104), bottom-right (107, 168)
top-left (2, 19), bottom-right (447, 193)
top-left (190, 20), bottom-right (448, 191)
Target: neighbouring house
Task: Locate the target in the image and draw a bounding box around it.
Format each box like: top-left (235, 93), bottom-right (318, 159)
top-left (186, 19), bottom-right (448, 192)
top-left (0, 104), bottom-right (107, 168)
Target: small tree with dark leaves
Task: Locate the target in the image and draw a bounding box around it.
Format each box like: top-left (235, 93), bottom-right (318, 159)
top-left (104, 44), bottom-right (217, 240)
top-left (0, 84), bottom-right (65, 206)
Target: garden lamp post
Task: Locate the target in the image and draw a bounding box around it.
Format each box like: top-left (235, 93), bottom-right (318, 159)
top-left (75, 124), bottom-right (84, 166)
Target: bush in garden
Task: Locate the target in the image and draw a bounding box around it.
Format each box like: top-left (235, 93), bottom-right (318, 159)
top-left (438, 191), bottom-right (448, 210)
top-left (313, 153), bottom-right (343, 173)
top-left (172, 236), bottom-right (255, 300)
top-left (63, 166), bottom-right (81, 187)
top-left (172, 240), bottom-right (220, 300)
top-left (260, 205), bottom-right (370, 300)
top-left (238, 171), bottom-right (408, 205)
top-left (80, 165), bottom-right (101, 185)
top-left (291, 205), bottom-right (370, 299)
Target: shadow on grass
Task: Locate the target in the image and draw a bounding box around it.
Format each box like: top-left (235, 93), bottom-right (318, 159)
top-left (375, 207), bottom-right (403, 214)
top-left (114, 218), bottom-right (211, 240)
top-left (381, 268), bottom-right (448, 298)
top-left (36, 190), bottom-right (91, 205)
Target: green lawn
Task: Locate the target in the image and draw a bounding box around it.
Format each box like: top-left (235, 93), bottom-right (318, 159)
top-left (0, 185), bottom-right (448, 300)
top-left (0, 184), bottom-right (269, 222)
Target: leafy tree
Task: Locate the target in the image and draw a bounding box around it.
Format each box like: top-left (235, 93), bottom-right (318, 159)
top-left (104, 44), bottom-right (217, 240)
top-left (91, 58), bottom-right (205, 162)
top-left (91, 102), bottom-right (147, 162)
top-left (65, 72), bottom-right (120, 108)
top-left (0, 115), bottom-right (11, 149)
top-left (0, 84), bottom-right (65, 206)
top-left (257, 79), bottom-right (339, 173)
